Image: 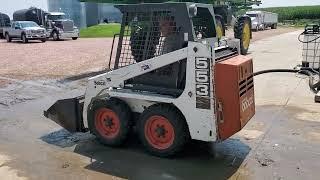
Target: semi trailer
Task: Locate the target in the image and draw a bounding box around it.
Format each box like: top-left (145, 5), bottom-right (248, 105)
top-left (0, 12), bottom-right (10, 39)
top-left (246, 11), bottom-right (278, 31)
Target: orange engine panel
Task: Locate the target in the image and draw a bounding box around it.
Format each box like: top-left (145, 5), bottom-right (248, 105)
top-left (215, 55), bottom-right (255, 140)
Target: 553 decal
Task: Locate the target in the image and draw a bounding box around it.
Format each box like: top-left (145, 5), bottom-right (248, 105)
top-left (195, 57), bottom-right (211, 109)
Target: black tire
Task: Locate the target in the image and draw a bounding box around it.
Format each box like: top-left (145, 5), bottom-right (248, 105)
top-left (271, 24), bottom-right (277, 29)
top-left (234, 16), bottom-right (252, 55)
top-left (52, 31), bottom-right (60, 41)
top-left (138, 104), bottom-right (190, 157)
top-left (215, 16), bottom-right (225, 39)
top-left (41, 38), bottom-right (46, 43)
top-left (0, 33), bottom-right (4, 39)
top-left (255, 25), bottom-right (259, 32)
top-left (5, 33), bottom-right (11, 42)
top-left (22, 33), bottom-right (28, 43)
top-left (72, 37), bottom-right (78, 40)
top-left (88, 99), bottom-right (131, 146)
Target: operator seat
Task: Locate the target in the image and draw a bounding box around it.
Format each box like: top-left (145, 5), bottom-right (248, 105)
top-left (125, 31), bottom-right (187, 97)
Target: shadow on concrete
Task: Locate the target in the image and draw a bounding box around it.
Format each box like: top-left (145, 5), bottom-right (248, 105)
top-left (42, 129), bottom-right (250, 180)
top-left (3, 39), bottom-right (74, 44)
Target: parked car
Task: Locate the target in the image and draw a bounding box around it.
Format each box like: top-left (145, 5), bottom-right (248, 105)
top-left (13, 8), bottom-right (79, 40)
top-left (3, 21), bottom-right (47, 43)
top-left (0, 12), bottom-right (11, 39)
top-left (246, 11), bottom-right (278, 31)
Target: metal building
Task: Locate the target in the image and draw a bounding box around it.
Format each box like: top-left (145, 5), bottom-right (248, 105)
top-left (47, 0), bottom-right (84, 28)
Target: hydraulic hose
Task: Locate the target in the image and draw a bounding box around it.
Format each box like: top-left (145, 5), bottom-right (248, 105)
top-left (301, 67), bottom-right (319, 74)
top-left (259, 26), bottom-right (320, 94)
top-left (253, 69), bottom-right (299, 76)
top-left (253, 68), bottom-right (319, 94)
top-left (298, 25), bottom-right (320, 43)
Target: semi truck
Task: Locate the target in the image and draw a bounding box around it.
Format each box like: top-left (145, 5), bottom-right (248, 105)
top-left (0, 12), bottom-right (10, 39)
top-left (246, 11), bottom-right (278, 31)
top-left (13, 7), bottom-right (79, 40)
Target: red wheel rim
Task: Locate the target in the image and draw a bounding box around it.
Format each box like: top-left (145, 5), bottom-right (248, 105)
top-left (95, 108), bottom-right (120, 139)
top-left (144, 115), bottom-right (175, 150)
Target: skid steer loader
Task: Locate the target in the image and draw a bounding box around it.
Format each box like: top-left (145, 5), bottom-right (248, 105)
top-left (44, 2), bottom-right (255, 157)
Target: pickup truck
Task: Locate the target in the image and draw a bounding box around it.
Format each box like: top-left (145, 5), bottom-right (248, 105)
top-left (4, 21), bottom-right (47, 43)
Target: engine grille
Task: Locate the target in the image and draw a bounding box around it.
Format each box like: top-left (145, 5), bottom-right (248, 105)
top-left (31, 30), bottom-right (45, 34)
top-left (215, 55), bottom-right (255, 140)
top-left (62, 20), bottom-right (74, 32)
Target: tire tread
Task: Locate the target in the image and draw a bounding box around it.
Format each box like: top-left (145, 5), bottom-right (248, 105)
top-left (138, 104), bottom-right (190, 157)
top-left (88, 98), bottom-right (132, 146)
top-left (234, 16), bottom-right (251, 55)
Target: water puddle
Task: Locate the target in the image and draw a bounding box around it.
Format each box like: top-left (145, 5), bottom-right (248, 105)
top-left (0, 154), bottom-right (28, 180)
top-left (296, 112), bottom-right (320, 123)
top-left (41, 129), bottom-right (94, 148)
top-left (305, 132), bottom-right (320, 142)
top-left (237, 130), bottom-right (264, 140)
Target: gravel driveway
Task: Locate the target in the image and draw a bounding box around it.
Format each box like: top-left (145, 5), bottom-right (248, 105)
top-left (0, 38), bottom-right (113, 80)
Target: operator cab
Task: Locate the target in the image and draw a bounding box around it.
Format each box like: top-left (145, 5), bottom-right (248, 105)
top-left (110, 3), bottom-right (239, 97)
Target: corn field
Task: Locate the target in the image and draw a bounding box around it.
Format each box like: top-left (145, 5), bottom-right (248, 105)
top-left (259, 6), bottom-right (320, 21)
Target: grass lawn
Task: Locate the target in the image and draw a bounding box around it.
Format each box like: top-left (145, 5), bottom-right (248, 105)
top-left (80, 23), bottom-right (121, 38)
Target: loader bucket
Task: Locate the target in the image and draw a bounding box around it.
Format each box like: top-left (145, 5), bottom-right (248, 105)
top-left (44, 96), bottom-right (86, 133)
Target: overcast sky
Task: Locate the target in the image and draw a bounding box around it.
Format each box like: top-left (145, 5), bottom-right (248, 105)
top-left (1, 0), bottom-right (320, 18)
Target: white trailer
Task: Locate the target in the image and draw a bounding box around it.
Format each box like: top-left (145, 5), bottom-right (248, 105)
top-left (246, 11), bottom-right (278, 31)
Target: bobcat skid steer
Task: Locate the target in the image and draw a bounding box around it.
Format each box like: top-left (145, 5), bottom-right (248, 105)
top-left (44, 2), bottom-right (255, 157)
